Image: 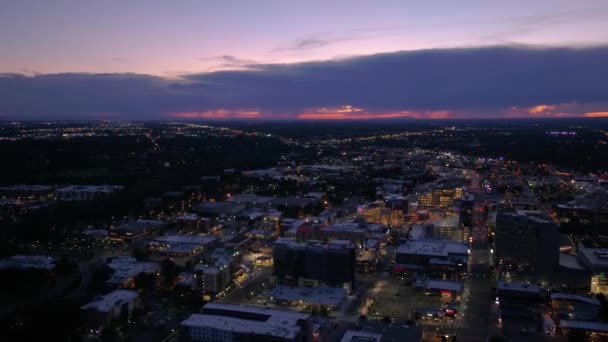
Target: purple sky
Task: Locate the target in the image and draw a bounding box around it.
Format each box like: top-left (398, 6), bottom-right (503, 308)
top-left (1, 1), bottom-right (608, 119)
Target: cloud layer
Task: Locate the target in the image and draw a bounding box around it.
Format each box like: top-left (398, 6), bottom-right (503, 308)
top-left (1, 45), bottom-right (608, 120)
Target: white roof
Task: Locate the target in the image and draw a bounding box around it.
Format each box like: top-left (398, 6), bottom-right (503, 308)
top-left (397, 240), bottom-right (469, 257)
top-left (81, 290), bottom-right (138, 312)
top-left (56, 185), bottom-right (123, 192)
top-left (409, 225), bottom-right (429, 240)
top-left (153, 234), bottom-right (216, 245)
top-left (341, 330), bottom-right (382, 342)
top-left (107, 257), bottom-right (158, 285)
top-left (578, 246), bottom-right (608, 268)
top-left (560, 320), bottom-right (608, 332)
top-left (422, 279), bottom-right (463, 292)
top-left (324, 221), bottom-right (366, 233)
top-left (182, 303), bottom-right (310, 339)
top-left (559, 253), bottom-right (586, 270)
top-left (497, 281), bottom-right (540, 294)
top-left (550, 293), bottom-right (600, 306)
top-left (0, 255), bottom-right (54, 270)
top-left (227, 193), bottom-right (274, 204)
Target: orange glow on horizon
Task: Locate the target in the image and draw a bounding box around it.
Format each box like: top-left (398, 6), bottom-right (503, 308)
top-left (297, 112), bottom-right (415, 120)
top-left (584, 112), bottom-right (608, 118)
top-left (528, 104), bottom-right (555, 114)
top-left (170, 109), bottom-right (260, 119)
top-left (297, 108), bottom-right (451, 120)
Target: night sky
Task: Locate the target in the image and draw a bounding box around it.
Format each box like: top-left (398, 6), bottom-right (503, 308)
top-left (1, 0), bottom-right (608, 120)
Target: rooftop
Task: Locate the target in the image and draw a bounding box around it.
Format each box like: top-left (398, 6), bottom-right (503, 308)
top-left (550, 293), bottom-right (600, 306)
top-left (0, 255), bottom-right (54, 270)
top-left (227, 193), bottom-right (274, 205)
top-left (107, 257), bottom-right (158, 285)
top-left (181, 303), bottom-right (310, 340)
top-left (275, 237), bottom-right (355, 250)
top-left (270, 196), bottom-right (316, 208)
top-left (417, 279), bottom-right (463, 292)
top-left (56, 185), bottom-right (124, 193)
top-left (397, 240), bottom-right (469, 257)
top-left (578, 246), bottom-right (608, 268)
top-left (497, 281), bottom-right (541, 294)
top-left (197, 201), bottom-right (245, 215)
top-left (81, 290), bottom-right (138, 312)
top-left (152, 234), bottom-right (216, 245)
top-left (560, 320), bottom-right (608, 332)
top-left (341, 330), bottom-right (382, 342)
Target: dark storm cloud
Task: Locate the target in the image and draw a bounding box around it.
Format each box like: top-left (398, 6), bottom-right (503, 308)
top-left (1, 45), bottom-right (608, 119)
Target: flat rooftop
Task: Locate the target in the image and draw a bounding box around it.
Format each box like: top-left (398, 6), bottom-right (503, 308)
top-left (0, 255), bottom-right (54, 270)
top-left (181, 303), bottom-right (310, 340)
top-left (152, 234), bottom-right (216, 245)
top-left (275, 237), bottom-right (354, 250)
top-left (228, 193), bottom-right (274, 205)
top-left (497, 281), bottom-right (541, 294)
top-left (107, 257), bottom-right (158, 285)
top-left (578, 246), bottom-right (608, 268)
top-left (418, 279), bottom-right (463, 292)
top-left (550, 293), bottom-right (600, 306)
top-left (560, 320), bottom-right (608, 332)
top-left (270, 196), bottom-right (316, 208)
top-left (397, 240), bottom-right (469, 257)
top-left (56, 185), bottom-right (123, 193)
top-left (197, 201), bottom-right (245, 214)
top-left (81, 290), bottom-right (138, 312)
top-left (323, 221), bottom-right (367, 233)
top-left (341, 330), bottom-right (382, 342)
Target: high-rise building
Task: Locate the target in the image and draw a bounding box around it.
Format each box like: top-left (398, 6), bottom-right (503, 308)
top-left (418, 188), bottom-right (463, 209)
top-left (272, 238), bottom-right (356, 291)
top-left (459, 194), bottom-right (475, 229)
top-left (495, 211), bottom-right (560, 276)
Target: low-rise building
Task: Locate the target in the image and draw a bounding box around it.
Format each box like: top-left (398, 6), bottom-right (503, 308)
top-left (395, 240), bottom-right (468, 278)
top-left (0, 255), bottom-right (54, 271)
top-left (110, 219), bottom-right (164, 242)
top-left (81, 290), bottom-right (139, 333)
top-left (179, 303), bottom-right (312, 342)
top-left (106, 257), bottom-right (159, 288)
top-left (55, 185), bottom-right (124, 201)
top-left (147, 234), bottom-right (218, 258)
top-left (175, 214), bottom-right (211, 233)
top-left (550, 293), bottom-right (601, 321)
top-left (270, 285), bottom-right (347, 311)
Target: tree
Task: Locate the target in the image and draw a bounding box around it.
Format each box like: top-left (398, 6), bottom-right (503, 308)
top-left (54, 255), bottom-right (78, 275)
top-left (100, 327), bottom-right (118, 342)
top-left (132, 246), bottom-right (149, 262)
top-left (160, 258), bottom-right (178, 288)
top-left (134, 272), bottom-right (156, 292)
top-left (88, 264), bottom-right (114, 294)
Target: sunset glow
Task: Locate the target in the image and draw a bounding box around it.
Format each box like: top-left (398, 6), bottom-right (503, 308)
top-left (170, 110), bottom-right (261, 119)
top-left (528, 105), bottom-right (555, 115)
top-left (584, 112), bottom-right (608, 118)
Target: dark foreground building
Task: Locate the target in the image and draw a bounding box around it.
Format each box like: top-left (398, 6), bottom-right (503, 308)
top-left (272, 238), bottom-right (356, 291)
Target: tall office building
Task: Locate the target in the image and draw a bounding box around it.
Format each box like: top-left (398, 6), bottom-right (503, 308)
top-left (272, 238), bottom-right (356, 290)
top-left (418, 187), bottom-right (463, 209)
top-left (459, 194), bottom-right (475, 229)
top-left (495, 211), bottom-right (560, 276)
